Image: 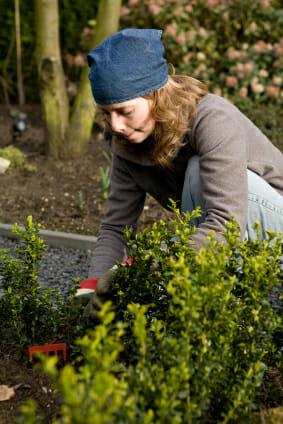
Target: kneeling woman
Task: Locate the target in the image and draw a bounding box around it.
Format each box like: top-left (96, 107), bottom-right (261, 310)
top-left (85, 28), bottom-right (283, 281)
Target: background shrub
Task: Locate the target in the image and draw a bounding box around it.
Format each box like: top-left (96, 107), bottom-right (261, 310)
top-left (121, 0), bottom-right (283, 106)
top-left (1, 0), bottom-right (282, 109)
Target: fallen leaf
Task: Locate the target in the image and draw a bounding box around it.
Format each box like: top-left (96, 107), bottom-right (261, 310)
top-left (0, 385), bottom-right (15, 401)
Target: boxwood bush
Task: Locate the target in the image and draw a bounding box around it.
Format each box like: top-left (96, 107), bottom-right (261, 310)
top-left (0, 216), bottom-right (86, 352)
top-left (22, 206), bottom-right (282, 423)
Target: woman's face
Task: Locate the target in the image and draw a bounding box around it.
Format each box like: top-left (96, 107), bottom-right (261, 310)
top-left (99, 97), bottom-right (155, 144)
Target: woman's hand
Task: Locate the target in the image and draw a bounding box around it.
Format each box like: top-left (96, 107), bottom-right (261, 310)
top-left (82, 268), bottom-right (116, 319)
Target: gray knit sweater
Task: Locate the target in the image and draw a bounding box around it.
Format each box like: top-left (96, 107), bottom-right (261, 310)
top-left (89, 94), bottom-right (283, 277)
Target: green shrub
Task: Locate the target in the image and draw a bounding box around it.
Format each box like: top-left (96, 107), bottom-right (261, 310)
top-left (0, 145), bottom-right (26, 169)
top-left (0, 216), bottom-right (86, 351)
top-left (25, 207), bottom-right (282, 423)
top-left (121, 0), bottom-right (283, 105)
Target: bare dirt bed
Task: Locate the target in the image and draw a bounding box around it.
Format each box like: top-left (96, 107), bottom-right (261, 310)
top-left (0, 104), bottom-right (170, 236)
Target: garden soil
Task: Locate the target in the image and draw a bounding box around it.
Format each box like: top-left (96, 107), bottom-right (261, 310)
top-left (0, 105), bottom-right (172, 237)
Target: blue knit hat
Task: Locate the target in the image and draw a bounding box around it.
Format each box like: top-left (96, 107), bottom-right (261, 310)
top-left (87, 28), bottom-right (168, 105)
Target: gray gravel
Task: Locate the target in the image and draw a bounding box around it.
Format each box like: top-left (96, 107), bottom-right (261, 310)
top-left (0, 235), bottom-right (281, 311)
top-left (0, 235), bottom-right (92, 297)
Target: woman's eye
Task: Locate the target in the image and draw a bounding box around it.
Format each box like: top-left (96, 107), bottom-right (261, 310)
top-left (101, 110), bottom-right (132, 118)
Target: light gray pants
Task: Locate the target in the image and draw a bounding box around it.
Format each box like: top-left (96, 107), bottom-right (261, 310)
top-left (181, 156), bottom-right (283, 240)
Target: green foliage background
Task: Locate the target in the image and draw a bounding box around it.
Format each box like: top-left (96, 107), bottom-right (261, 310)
top-left (0, 0), bottom-right (283, 149)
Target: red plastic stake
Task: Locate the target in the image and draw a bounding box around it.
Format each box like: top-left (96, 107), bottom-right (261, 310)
top-left (28, 343), bottom-right (67, 362)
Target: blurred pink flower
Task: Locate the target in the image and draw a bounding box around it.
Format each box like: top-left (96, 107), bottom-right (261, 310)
top-left (197, 52), bottom-right (206, 61)
top-left (174, 6), bottom-right (184, 15)
top-left (237, 72), bottom-right (245, 80)
top-left (176, 33), bottom-right (186, 46)
top-left (223, 11), bottom-right (229, 20)
top-left (279, 37), bottom-right (283, 47)
top-left (248, 22), bottom-right (257, 33)
top-left (164, 23), bottom-right (177, 37)
top-left (260, 0), bottom-right (271, 6)
top-left (128, 0), bottom-right (139, 5)
top-left (258, 69), bottom-right (268, 78)
top-left (275, 45), bottom-right (283, 57)
top-left (186, 30), bottom-right (196, 42)
top-left (198, 63), bottom-right (207, 72)
top-left (228, 50), bottom-right (241, 60)
top-left (272, 76), bottom-right (282, 86)
top-left (207, 0), bottom-right (220, 6)
top-left (183, 53), bottom-right (192, 64)
top-left (236, 63), bottom-right (244, 71)
top-left (243, 62), bottom-right (254, 74)
top-left (251, 83), bottom-right (264, 94)
top-left (213, 88), bottom-right (222, 96)
top-left (239, 87), bottom-right (248, 97)
top-left (120, 6), bottom-right (130, 16)
top-left (198, 27), bottom-right (208, 38)
top-left (65, 54), bottom-right (74, 66)
top-left (266, 85), bottom-right (280, 97)
top-left (74, 54), bottom-right (85, 67)
top-left (226, 76), bottom-right (238, 87)
top-left (82, 27), bottom-right (93, 37)
top-left (148, 4), bottom-right (162, 15)
top-left (184, 4), bottom-right (193, 12)
top-left (152, 0), bottom-right (166, 4)
top-left (253, 40), bottom-right (267, 53)
top-left (193, 64), bottom-right (206, 77)
top-left (192, 69), bottom-right (200, 77)
top-left (227, 49), bottom-right (246, 60)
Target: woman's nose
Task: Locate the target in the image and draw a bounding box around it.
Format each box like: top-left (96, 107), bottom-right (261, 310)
top-left (110, 113), bottom-right (126, 133)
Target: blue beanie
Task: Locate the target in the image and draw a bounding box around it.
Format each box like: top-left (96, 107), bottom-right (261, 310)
top-left (87, 28), bottom-right (168, 105)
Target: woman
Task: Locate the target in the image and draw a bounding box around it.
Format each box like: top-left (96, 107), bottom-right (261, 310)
top-left (77, 28), bottom-right (283, 309)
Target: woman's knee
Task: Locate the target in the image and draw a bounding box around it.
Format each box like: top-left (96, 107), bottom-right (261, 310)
top-left (247, 170), bottom-right (283, 239)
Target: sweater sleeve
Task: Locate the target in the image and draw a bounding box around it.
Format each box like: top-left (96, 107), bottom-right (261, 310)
top-left (190, 98), bottom-right (248, 248)
top-left (88, 153), bottom-right (146, 277)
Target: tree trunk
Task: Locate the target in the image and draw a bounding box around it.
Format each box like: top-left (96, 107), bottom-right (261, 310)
top-left (34, 0), bottom-right (69, 158)
top-left (15, 0), bottom-right (25, 106)
top-left (64, 0), bottom-right (121, 158)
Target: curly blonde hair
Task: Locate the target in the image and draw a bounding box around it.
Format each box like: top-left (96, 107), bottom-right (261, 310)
top-left (144, 74), bottom-right (208, 167)
top-left (99, 73), bottom-right (208, 167)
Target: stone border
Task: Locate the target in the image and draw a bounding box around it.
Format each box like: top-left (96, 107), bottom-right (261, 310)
top-left (0, 223), bottom-right (97, 251)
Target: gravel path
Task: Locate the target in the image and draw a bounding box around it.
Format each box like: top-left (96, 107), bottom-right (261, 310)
top-left (0, 236), bottom-right (91, 297)
top-left (0, 235), bottom-right (281, 312)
